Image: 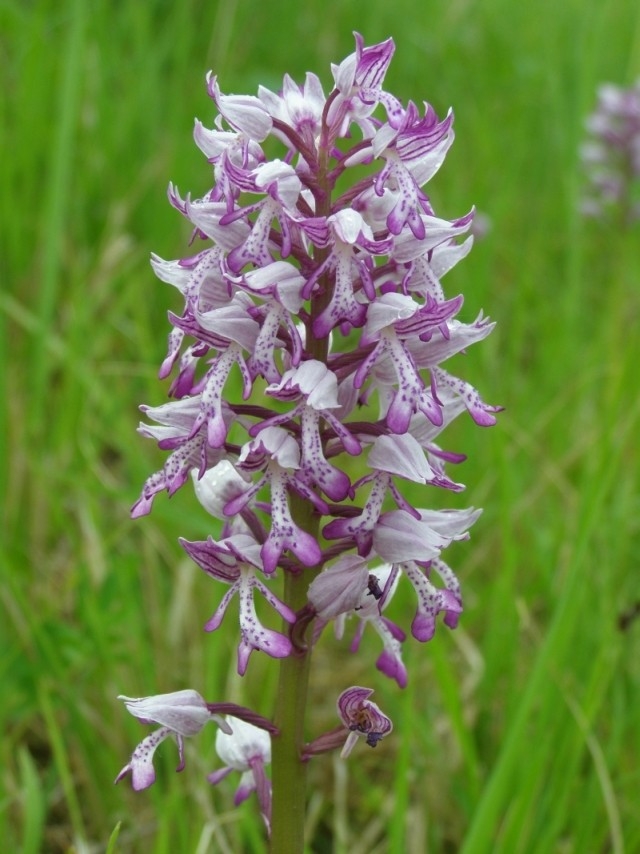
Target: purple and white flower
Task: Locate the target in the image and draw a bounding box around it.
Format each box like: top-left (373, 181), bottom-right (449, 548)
top-left (123, 33), bottom-right (499, 824)
top-left (208, 717), bottom-right (272, 828)
top-left (115, 690), bottom-right (231, 791)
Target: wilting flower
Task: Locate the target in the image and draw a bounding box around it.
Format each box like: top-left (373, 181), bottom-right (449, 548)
top-left (337, 686), bottom-right (393, 757)
top-left (115, 690), bottom-right (230, 790)
top-left (129, 29), bottom-right (499, 677)
top-left (208, 717), bottom-right (272, 828)
top-left (581, 79), bottom-right (640, 223)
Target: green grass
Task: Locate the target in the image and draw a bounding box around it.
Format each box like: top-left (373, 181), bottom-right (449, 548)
top-left (2, 0), bottom-right (640, 851)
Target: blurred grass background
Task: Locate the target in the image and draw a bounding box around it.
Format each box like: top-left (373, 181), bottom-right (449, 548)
top-left (2, 0), bottom-right (640, 851)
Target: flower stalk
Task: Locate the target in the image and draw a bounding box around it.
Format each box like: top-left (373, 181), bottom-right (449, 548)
top-left (270, 571), bottom-right (315, 850)
top-left (117, 33), bottom-right (499, 849)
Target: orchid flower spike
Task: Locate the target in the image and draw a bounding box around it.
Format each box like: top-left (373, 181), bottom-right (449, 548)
top-left (581, 79), bottom-right (640, 223)
top-left (122, 31), bottom-right (499, 838)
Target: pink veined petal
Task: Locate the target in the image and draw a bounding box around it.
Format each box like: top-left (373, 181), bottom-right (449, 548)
top-left (367, 433), bottom-right (435, 483)
top-left (207, 74), bottom-right (273, 141)
top-left (364, 292), bottom-right (418, 337)
top-left (179, 536), bottom-right (241, 583)
top-left (416, 506), bottom-right (482, 538)
top-left (372, 510), bottom-right (450, 563)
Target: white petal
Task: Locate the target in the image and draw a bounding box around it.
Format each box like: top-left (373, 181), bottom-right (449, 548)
top-left (192, 461), bottom-right (251, 519)
top-left (215, 717), bottom-right (271, 771)
top-left (368, 433), bottom-right (434, 482)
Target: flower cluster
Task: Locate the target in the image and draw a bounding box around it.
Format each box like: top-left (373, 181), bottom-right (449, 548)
top-left (115, 687), bottom-right (391, 826)
top-left (581, 79), bottom-right (640, 223)
top-left (132, 33), bottom-right (498, 674)
top-left (115, 690), bottom-right (273, 825)
top-left (119, 34), bottom-right (498, 815)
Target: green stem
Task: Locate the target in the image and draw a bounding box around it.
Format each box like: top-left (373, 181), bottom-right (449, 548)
top-left (269, 569), bottom-right (315, 852)
top-left (269, 130), bottom-right (333, 853)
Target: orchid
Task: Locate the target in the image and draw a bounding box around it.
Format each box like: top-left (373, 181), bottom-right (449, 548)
top-left (115, 691), bottom-right (230, 791)
top-left (337, 687), bottom-right (393, 757)
top-left (208, 717), bottom-right (272, 829)
top-left (120, 34), bottom-right (499, 851)
top-left (581, 79), bottom-right (640, 224)
top-left (179, 533), bottom-right (296, 674)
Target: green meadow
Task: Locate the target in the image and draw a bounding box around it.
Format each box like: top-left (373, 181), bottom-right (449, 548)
top-left (2, 0), bottom-right (639, 851)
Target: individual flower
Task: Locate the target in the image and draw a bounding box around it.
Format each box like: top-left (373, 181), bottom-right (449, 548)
top-left (208, 717), bottom-right (272, 829)
top-left (262, 360), bottom-right (360, 501)
top-left (328, 34), bottom-right (397, 139)
top-left (130, 396), bottom-right (231, 517)
top-left (115, 690), bottom-right (230, 791)
top-left (302, 685), bottom-right (393, 759)
top-left (337, 686), bottom-right (393, 757)
top-left (319, 551), bottom-right (469, 685)
top-left (258, 71), bottom-right (326, 153)
top-left (345, 563), bottom-right (408, 688)
top-left (180, 534), bottom-right (296, 674)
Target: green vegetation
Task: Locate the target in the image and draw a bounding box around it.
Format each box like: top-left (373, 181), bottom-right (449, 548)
top-left (2, 0), bottom-right (639, 851)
